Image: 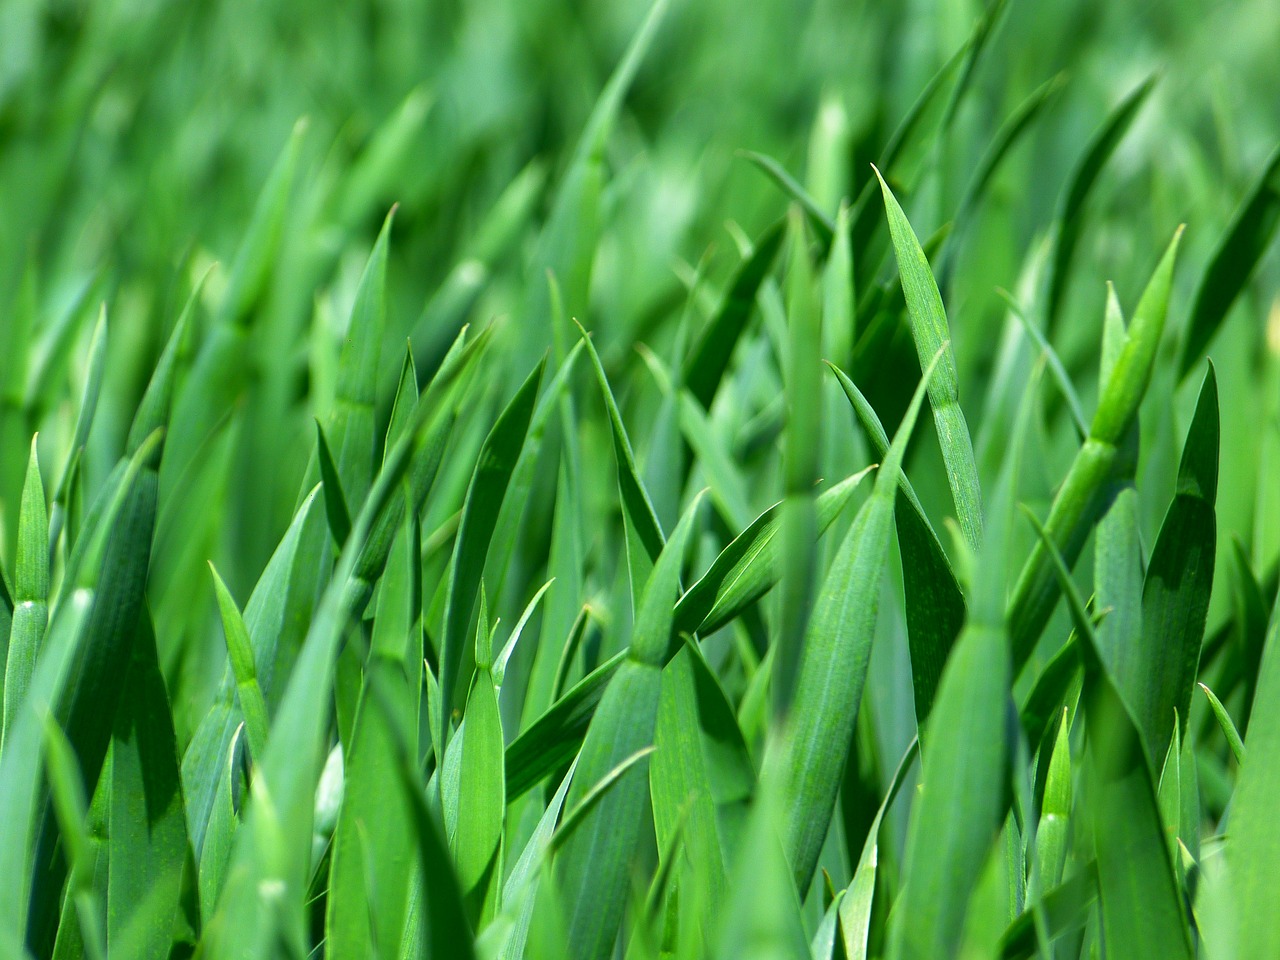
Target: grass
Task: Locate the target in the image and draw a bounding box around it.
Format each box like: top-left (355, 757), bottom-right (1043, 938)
top-left (1, 0), bottom-right (1280, 958)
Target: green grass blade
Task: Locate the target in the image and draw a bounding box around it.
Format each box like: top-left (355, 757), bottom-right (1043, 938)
top-left (1198, 682), bottom-right (1245, 764)
top-left (828, 361), bottom-right (966, 724)
top-left (107, 610), bottom-right (188, 960)
top-left (42, 715), bottom-right (106, 960)
top-left (208, 562), bottom-right (271, 763)
top-left (455, 658), bottom-right (505, 926)
top-left (553, 493), bottom-right (702, 960)
top-left (3, 436), bottom-right (49, 750)
top-left (1044, 75), bottom-right (1157, 334)
top-left (874, 167), bottom-right (983, 552)
top-left (439, 357), bottom-right (545, 737)
top-left (1179, 143), bottom-right (1280, 378)
top-left (1133, 362), bottom-right (1219, 763)
top-left (1008, 227), bottom-right (1183, 671)
top-left (741, 153), bottom-right (836, 244)
top-left (315, 419), bottom-right (353, 551)
top-left (776, 207), bottom-right (823, 717)
top-left (1022, 507), bottom-right (1193, 960)
top-left (182, 486), bottom-right (323, 859)
top-left (682, 219), bottom-right (787, 409)
top-left (766, 344), bottom-right (946, 893)
top-left (1226, 592), bottom-right (1280, 958)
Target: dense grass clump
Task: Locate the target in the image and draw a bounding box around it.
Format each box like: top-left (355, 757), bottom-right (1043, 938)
top-left (2, 0), bottom-right (1280, 957)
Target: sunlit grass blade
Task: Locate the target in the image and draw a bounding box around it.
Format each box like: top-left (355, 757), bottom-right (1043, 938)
top-left (874, 167), bottom-right (984, 552)
top-left (1179, 143), bottom-right (1280, 378)
top-left (765, 344), bottom-right (945, 893)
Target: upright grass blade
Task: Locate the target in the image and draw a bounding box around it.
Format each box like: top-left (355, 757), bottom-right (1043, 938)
top-left (1008, 227), bottom-right (1184, 671)
top-left (1179, 143), bottom-right (1280, 378)
top-left (1024, 510), bottom-right (1193, 960)
top-left (199, 326), bottom-right (489, 958)
top-left (455, 616), bottom-right (506, 926)
top-left (1198, 682), bottom-right (1245, 764)
top-left (554, 493), bottom-right (703, 960)
top-left (3, 436), bottom-right (49, 750)
top-left (577, 321), bottom-right (665, 595)
top-left (326, 513), bottom-right (422, 959)
top-left (1226, 586), bottom-right (1280, 958)
top-left (775, 207), bottom-right (823, 717)
top-left (874, 167), bottom-right (983, 552)
top-left (439, 358), bottom-right (545, 735)
top-left (1043, 75), bottom-right (1157, 335)
top-left (182, 487), bottom-right (323, 859)
top-left (1132, 363), bottom-right (1219, 764)
top-left (828, 362), bottom-right (966, 725)
top-left (42, 715), bottom-right (106, 960)
top-left (49, 304), bottom-right (109, 557)
top-left (888, 355), bottom-right (1026, 960)
top-left (765, 344), bottom-right (946, 893)
top-left (107, 610), bottom-right (188, 960)
top-left (208, 562), bottom-right (271, 762)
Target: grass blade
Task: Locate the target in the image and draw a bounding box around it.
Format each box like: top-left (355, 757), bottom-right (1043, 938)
top-left (874, 167), bottom-right (984, 552)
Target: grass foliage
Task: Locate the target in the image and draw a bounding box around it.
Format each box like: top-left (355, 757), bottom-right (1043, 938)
top-left (2, 0), bottom-right (1280, 957)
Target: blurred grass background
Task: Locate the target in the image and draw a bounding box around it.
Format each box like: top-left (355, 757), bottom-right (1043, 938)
top-left (2, 0), bottom-right (1278, 756)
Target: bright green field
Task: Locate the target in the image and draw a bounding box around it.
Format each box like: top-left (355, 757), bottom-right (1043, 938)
top-left (1, 0), bottom-right (1279, 957)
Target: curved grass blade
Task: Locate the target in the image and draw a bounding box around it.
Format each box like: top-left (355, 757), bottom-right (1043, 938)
top-left (576, 321), bottom-right (665, 568)
top-left (1009, 227), bottom-right (1183, 671)
top-left (1179, 143), bottom-right (1280, 379)
top-left (1044, 75), bottom-right (1157, 335)
top-left (828, 361), bottom-right (966, 724)
top-left (766, 345), bottom-right (946, 893)
top-left (742, 153), bottom-right (836, 245)
top-left (874, 167), bottom-right (983, 552)
top-left (1198, 682), bottom-right (1244, 764)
